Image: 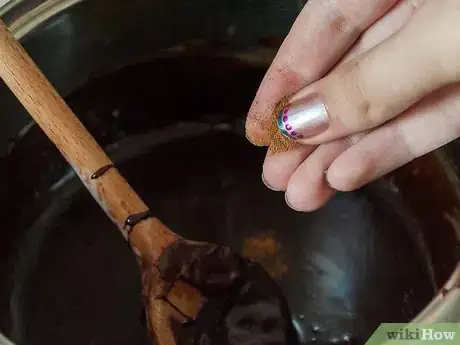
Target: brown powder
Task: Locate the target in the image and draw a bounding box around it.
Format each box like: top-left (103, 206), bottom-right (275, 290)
top-left (247, 94), bottom-right (299, 154)
top-left (246, 112), bottom-right (277, 147)
top-left (241, 232), bottom-right (288, 279)
top-left (268, 130), bottom-right (300, 155)
top-left (268, 95), bottom-right (300, 155)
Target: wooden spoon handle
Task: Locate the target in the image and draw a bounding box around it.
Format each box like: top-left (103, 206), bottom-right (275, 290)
top-left (0, 20), bottom-right (179, 261)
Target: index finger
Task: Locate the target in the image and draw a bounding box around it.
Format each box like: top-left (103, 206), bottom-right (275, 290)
top-left (245, 0), bottom-right (400, 146)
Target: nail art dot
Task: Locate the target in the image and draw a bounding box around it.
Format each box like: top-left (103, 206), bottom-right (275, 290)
top-left (282, 115), bottom-right (288, 122)
top-left (283, 108), bottom-right (289, 115)
top-left (291, 131), bottom-right (297, 136)
top-left (285, 124), bottom-right (292, 131)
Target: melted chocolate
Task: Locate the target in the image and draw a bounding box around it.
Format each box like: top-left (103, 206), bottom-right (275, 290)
top-left (90, 164), bottom-right (114, 179)
top-left (157, 241), bottom-right (298, 345)
top-left (124, 210), bottom-right (154, 231)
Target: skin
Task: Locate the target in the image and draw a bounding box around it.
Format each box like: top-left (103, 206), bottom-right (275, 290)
top-left (246, 0), bottom-right (460, 212)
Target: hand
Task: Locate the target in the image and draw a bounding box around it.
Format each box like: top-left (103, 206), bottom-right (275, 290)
top-left (245, 0), bottom-right (460, 212)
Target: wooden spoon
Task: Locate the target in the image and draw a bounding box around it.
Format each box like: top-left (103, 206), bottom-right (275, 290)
top-left (0, 19), bottom-right (203, 344)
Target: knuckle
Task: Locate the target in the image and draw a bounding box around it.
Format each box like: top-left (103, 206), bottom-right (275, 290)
top-left (409, 0), bottom-right (425, 11)
top-left (336, 60), bottom-right (378, 129)
top-left (394, 123), bottom-right (417, 162)
top-left (279, 61), bottom-right (320, 86)
top-left (325, 2), bottom-right (361, 38)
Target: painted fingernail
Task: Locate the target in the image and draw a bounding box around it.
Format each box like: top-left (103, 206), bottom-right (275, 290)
top-left (262, 173), bottom-right (281, 191)
top-left (277, 93), bottom-right (329, 141)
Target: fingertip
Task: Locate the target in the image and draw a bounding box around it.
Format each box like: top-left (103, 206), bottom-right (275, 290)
top-left (246, 93), bottom-right (296, 147)
top-left (285, 183), bottom-right (334, 212)
top-left (245, 115), bottom-right (273, 147)
top-left (284, 190), bottom-right (311, 212)
top-left (285, 167), bottom-right (336, 212)
top-left (283, 138), bottom-right (350, 211)
top-left (284, 192), bottom-right (304, 212)
top-left (326, 156), bottom-right (372, 192)
top-left (261, 172), bottom-right (282, 192)
top-left (261, 157), bottom-right (289, 192)
top-left (262, 145), bottom-right (315, 192)
top-left (325, 167), bottom-right (354, 192)
top-left (245, 87), bottom-right (275, 147)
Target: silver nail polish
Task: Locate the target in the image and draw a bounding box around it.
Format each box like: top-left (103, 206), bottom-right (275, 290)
top-left (277, 93), bottom-right (329, 140)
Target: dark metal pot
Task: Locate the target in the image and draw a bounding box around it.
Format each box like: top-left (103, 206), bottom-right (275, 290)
top-left (0, 1), bottom-right (459, 345)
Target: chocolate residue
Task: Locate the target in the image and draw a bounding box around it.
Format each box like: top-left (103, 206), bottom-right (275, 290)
top-left (242, 232), bottom-right (288, 279)
top-left (158, 242), bottom-right (241, 297)
top-left (247, 95), bottom-right (299, 154)
top-left (157, 240), bottom-right (298, 345)
top-left (90, 164), bottom-right (114, 179)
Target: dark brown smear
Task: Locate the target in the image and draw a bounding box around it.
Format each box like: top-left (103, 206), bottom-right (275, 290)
top-left (90, 164), bottom-right (114, 179)
top-left (157, 240), bottom-right (298, 345)
top-left (124, 210), bottom-right (154, 230)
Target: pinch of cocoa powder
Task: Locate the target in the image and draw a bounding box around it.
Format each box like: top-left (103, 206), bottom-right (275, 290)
top-left (268, 94), bottom-right (300, 155)
top-left (246, 95), bottom-right (291, 147)
top-left (268, 130), bottom-right (300, 155)
top-left (246, 113), bottom-right (276, 147)
top-left (246, 94), bottom-right (300, 154)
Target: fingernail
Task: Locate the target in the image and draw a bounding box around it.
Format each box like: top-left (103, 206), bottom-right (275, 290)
top-left (262, 173), bottom-right (280, 191)
top-left (324, 169), bottom-right (333, 189)
top-left (285, 193), bottom-right (302, 212)
top-left (277, 93), bottom-right (329, 141)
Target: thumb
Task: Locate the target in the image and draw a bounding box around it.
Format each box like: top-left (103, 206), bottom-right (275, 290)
top-left (276, 0), bottom-right (460, 144)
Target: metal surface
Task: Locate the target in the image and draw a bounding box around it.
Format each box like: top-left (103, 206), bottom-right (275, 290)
top-left (0, 0), bottom-right (298, 156)
top-left (0, 1), bottom-right (459, 345)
